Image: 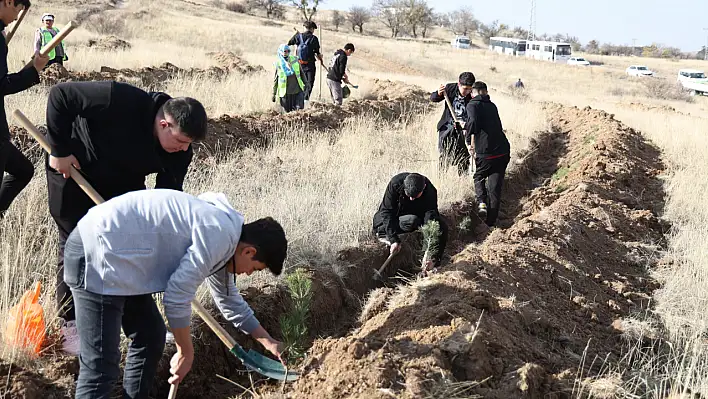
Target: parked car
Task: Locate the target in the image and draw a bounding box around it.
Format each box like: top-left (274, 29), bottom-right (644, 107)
top-left (677, 69), bottom-right (708, 96)
top-left (451, 35), bottom-right (471, 49)
top-left (625, 65), bottom-right (654, 77)
top-left (567, 57), bottom-right (590, 66)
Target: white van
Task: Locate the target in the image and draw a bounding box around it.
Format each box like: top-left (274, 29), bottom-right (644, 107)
top-left (451, 36), bottom-right (471, 49)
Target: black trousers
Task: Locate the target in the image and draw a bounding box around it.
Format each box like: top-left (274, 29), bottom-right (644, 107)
top-left (374, 214), bottom-right (449, 265)
top-left (438, 127), bottom-right (470, 176)
top-left (280, 91), bottom-right (305, 113)
top-left (47, 164), bottom-right (144, 322)
top-left (0, 139), bottom-right (34, 216)
top-left (301, 64), bottom-right (316, 101)
top-left (473, 155), bottom-right (510, 226)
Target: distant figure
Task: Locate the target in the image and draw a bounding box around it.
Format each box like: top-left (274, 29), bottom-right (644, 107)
top-left (373, 172), bottom-right (448, 273)
top-left (464, 81), bottom-right (511, 227)
top-left (272, 44), bottom-right (305, 113)
top-left (287, 21), bottom-right (322, 104)
top-left (326, 43), bottom-right (355, 106)
top-left (35, 13), bottom-right (67, 68)
top-left (430, 72), bottom-right (476, 175)
top-left (514, 78), bottom-right (525, 89)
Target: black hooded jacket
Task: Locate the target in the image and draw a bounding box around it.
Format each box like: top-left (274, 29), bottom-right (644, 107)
top-left (326, 49), bottom-right (348, 82)
top-left (0, 20), bottom-right (41, 141)
top-left (464, 94), bottom-right (510, 158)
top-left (430, 82), bottom-right (472, 132)
top-left (45, 81), bottom-right (193, 192)
top-left (372, 172), bottom-right (441, 244)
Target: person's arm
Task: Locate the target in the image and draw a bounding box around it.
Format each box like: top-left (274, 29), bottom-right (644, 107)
top-left (464, 102), bottom-right (479, 150)
top-left (313, 36), bottom-right (322, 61)
top-left (287, 33), bottom-right (298, 46)
top-left (379, 179), bottom-right (401, 244)
top-left (155, 147), bottom-right (193, 191)
top-left (34, 30), bottom-right (42, 53)
top-left (0, 42), bottom-right (41, 96)
top-left (45, 81), bottom-right (113, 157)
top-left (430, 83), bottom-right (446, 102)
top-left (272, 69), bottom-right (278, 100)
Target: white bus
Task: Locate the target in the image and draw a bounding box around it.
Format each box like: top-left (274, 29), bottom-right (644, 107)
top-left (524, 40), bottom-right (572, 63)
top-left (489, 36), bottom-right (527, 57)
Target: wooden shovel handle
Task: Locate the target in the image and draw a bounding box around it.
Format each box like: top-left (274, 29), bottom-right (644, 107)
top-left (191, 300), bottom-right (238, 348)
top-left (167, 383), bottom-right (178, 399)
top-left (11, 110), bottom-right (106, 205)
top-left (442, 90), bottom-right (460, 125)
top-left (24, 21), bottom-right (76, 69)
top-left (5, 6), bottom-right (29, 45)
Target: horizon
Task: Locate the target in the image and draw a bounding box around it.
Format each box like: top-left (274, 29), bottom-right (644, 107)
top-left (319, 0), bottom-right (708, 52)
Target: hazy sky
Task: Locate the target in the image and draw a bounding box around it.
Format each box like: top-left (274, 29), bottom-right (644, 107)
top-left (320, 0), bottom-right (708, 51)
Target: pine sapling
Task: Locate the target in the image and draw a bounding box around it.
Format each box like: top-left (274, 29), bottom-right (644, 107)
top-left (420, 220), bottom-right (441, 270)
top-left (279, 268), bottom-right (313, 363)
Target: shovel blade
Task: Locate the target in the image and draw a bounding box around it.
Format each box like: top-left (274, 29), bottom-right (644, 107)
top-left (230, 346), bottom-right (300, 381)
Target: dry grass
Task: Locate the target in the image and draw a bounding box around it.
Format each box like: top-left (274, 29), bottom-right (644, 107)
top-left (0, 1), bottom-right (707, 396)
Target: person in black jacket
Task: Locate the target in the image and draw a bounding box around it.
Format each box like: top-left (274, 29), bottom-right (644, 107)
top-left (287, 21), bottom-right (322, 103)
top-left (372, 172), bottom-right (448, 270)
top-left (464, 81), bottom-right (510, 227)
top-left (326, 43), bottom-right (354, 106)
top-left (44, 80), bottom-right (208, 355)
top-left (430, 72), bottom-right (475, 175)
top-left (0, 0), bottom-right (49, 217)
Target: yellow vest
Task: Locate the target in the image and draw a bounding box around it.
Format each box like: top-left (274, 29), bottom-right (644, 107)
top-left (40, 28), bottom-right (67, 61)
top-left (274, 55), bottom-right (304, 98)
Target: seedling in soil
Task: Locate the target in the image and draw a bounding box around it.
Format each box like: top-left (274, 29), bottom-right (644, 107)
top-left (420, 220), bottom-right (441, 274)
top-left (279, 268), bottom-right (313, 364)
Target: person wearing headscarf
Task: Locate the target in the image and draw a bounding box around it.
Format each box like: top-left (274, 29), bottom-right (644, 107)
top-left (272, 44), bottom-right (305, 113)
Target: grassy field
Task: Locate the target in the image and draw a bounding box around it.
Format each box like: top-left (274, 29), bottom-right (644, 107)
top-left (0, 0), bottom-right (707, 396)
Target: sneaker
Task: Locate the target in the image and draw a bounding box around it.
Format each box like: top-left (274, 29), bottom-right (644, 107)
top-left (478, 203), bottom-right (488, 218)
top-left (60, 320), bottom-right (80, 356)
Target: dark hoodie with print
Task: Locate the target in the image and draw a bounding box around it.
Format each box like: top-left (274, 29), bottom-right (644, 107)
top-left (326, 49), bottom-right (348, 82)
top-left (45, 81), bottom-right (193, 219)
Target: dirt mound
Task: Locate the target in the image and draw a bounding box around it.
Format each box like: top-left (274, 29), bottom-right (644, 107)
top-left (362, 78), bottom-right (430, 102)
top-left (207, 51), bottom-right (265, 75)
top-left (86, 35), bottom-right (132, 51)
top-left (284, 103), bottom-right (668, 398)
top-left (0, 358), bottom-right (76, 398)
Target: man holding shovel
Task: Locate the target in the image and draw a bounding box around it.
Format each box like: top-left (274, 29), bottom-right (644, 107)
top-left (372, 172), bottom-right (448, 273)
top-left (0, 0), bottom-right (49, 218)
top-left (326, 43), bottom-right (355, 106)
top-left (430, 72), bottom-right (476, 176)
top-left (62, 189), bottom-right (286, 398)
top-left (288, 21), bottom-right (322, 105)
top-left (43, 80), bottom-right (208, 355)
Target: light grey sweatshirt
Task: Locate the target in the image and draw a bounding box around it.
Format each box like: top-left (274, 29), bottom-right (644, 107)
top-left (76, 189), bottom-right (260, 333)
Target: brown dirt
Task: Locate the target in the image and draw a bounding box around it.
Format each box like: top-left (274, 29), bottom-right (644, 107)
top-left (85, 35), bottom-right (132, 51)
top-left (279, 103), bottom-right (667, 398)
top-left (207, 51), bottom-right (266, 75)
top-left (0, 357), bottom-right (76, 398)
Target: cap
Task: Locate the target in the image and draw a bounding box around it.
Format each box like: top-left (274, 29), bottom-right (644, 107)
top-left (403, 173), bottom-right (426, 198)
top-left (42, 13), bottom-right (55, 21)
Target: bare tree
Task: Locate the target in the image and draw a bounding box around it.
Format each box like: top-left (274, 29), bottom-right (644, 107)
top-left (373, 0), bottom-right (404, 38)
top-left (331, 10), bottom-right (344, 31)
top-left (435, 12), bottom-right (450, 28)
top-left (246, 0), bottom-right (285, 19)
top-left (419, 5), bottom-right (434, 38)
top-left (400, 0), bottom-right (432, 38)
top-left (292, 0), bottom-right (321, 22)
top-left (448, 9), bottom-right (477, 36)
top-left (478, 19), bottom-right (504, 44)
top-left (348, 6), bottom-right (370, 33)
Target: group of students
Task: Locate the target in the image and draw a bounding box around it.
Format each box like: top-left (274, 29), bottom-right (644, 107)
top-left (272, 21), bottom-right (355, 112)
top-left (0, 2), bottom-right (510, 397)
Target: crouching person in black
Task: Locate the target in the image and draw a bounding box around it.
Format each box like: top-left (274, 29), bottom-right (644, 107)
top-left (372, 172), bottom-right (448, 271)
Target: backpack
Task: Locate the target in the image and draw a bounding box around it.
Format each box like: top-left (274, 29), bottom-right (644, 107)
top-left (297, 33), bottom-right (314, 62)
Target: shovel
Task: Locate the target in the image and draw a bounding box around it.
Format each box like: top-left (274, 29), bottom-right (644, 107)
top-left (373, 249), bottom-right (398, 281)
top-left (12, 110), bottom-right (299, 384)
top-left (442, 90), bottom-right (475, 174)
top-left (5, 6), bottom-right (29, 45)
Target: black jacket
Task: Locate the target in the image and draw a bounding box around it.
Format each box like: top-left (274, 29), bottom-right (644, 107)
top-left (287, 31), bottom-right (321, 64)
top-left (326, 49), bottom-right (348, 82)
top-left (0, 20), bottom-right (41, 141)
top-left (464, 94), bottom-right (510, 158)
top-left (372, 172), bottom-right (441, 244)
top-left (45, 81), bottom-right (192, 193)
top-left (430, 82), bottom-right (472, 132)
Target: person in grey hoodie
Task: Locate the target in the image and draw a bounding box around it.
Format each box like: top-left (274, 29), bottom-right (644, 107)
top-left (62, 188), bottom-right (288, 399)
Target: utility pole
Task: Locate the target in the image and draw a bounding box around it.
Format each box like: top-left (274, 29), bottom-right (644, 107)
top-left (704, 28), bottom-right (708, 61)
top-left (527, 0), bottom-right (536, 42)
top-left (632, 38), bottom-right (637, 56)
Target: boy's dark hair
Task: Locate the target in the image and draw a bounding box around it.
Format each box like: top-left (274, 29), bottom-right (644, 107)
top-left (403, 173), bottom-right (426, 198)
top-left (162, 97), bottom-right (208, 142)
top-left (240, 217), bottom-right (288, 276)
top-left (344, 43), bottom-right (355, 52)
top-left (458, 72), bottom-right (475, 86)
top-left (472, 81), bottom-right (488, 91)
top-left (304, 21), bottom-right (317, 30)
top-left (12, 0), bottom-right (31, 7)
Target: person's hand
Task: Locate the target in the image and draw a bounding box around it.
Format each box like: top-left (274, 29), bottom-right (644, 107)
top-left (437, 84), bottom-right (445, 96)
top-left (390, 242), bottom-right (402, 255)
top-left (258, 337), bottom-right (285, 365)
top-left (32, 51), bottom-right (49, 72)
top-left (168, 348), bottom-right (194, 385)
top-left (49, 155), bottom-right (81, 179)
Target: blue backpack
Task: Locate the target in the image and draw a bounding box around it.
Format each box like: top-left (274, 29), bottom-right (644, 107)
top-left (297, 33), bottom-right (314, 62)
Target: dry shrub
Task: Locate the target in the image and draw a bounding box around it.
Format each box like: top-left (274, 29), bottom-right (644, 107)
top-left (84, 14), bottom-right (127, 36)
top-left (225, 2), bottom-right (248, 13)
top-left (643, 78), bottom-right (694, 103)
top-left (610, 87), bottom-right (626, 97)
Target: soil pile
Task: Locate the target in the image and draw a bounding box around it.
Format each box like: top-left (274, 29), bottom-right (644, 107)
top-left (207, 51), bottom-right (266, 75)
top-left (86, 35), bottom-right (132, 51)
top-left (285, 103), bottom-right (667, 398)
